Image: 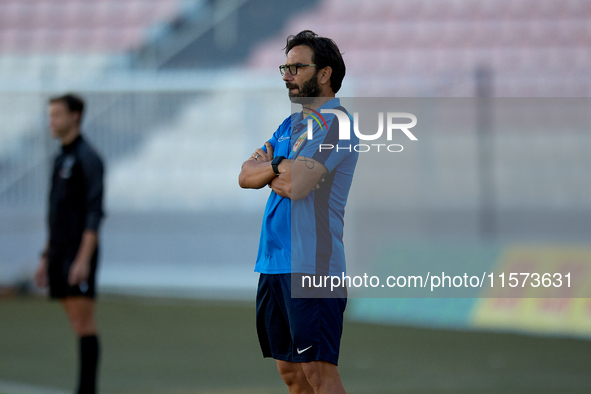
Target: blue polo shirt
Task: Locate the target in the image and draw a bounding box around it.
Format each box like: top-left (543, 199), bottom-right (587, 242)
top-left (254, 98), bottom-right (359, 276)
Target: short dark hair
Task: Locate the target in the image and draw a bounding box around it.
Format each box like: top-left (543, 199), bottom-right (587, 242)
top-left (49, 93), bottom-right (85, 123)
top-left (285, 30), bottom-right (346, 93)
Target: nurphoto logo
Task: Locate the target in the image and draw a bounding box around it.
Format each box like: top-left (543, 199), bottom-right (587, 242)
top-left (307, 109), bottom-right (418, 153)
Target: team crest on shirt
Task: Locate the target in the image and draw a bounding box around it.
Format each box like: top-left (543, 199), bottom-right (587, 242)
top-left (60, 155), bottom-right (76, 179)
top-left (292, 130), bottom-right (308, 152)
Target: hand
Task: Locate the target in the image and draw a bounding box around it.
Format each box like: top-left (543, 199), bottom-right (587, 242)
top-left (269, 160), bottom-right (292, 198)
top-left (34, 258), bottom-right (48, 288)
top-left (277, 157), bottom-right (292, 173)
top-left (312, 177), bottom-right (325, 192)
top-left (251, 141), bottom-right (274, 162)
top-left (270, 174), bottom-right (291, 198)
top-left (68, 260), bottom-right (90, 286)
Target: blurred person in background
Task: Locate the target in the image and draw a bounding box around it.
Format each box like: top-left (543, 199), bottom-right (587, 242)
top-left (239, 31), bottom-right (357, 394)
top-left (35, 93), bottom-right (105, 394)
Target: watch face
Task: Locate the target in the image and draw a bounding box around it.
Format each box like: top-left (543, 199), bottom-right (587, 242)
top-left (272, 156), bottom-right (284, 174)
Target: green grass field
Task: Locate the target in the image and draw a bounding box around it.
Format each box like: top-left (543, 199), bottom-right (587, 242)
top-left (1, 294), bottom-right (591, 394)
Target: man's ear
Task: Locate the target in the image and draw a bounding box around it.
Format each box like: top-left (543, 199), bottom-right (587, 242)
top-left (319, 66), bottom-right (332, 86)
top-left (73, 111), bottom-right (82, 125)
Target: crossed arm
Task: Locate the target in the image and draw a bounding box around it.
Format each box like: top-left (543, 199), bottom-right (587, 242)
top-left (238, 141), bottom-right (328, 200)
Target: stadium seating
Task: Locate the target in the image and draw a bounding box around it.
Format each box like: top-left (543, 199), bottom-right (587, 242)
top-left (0, 0), bottom-right (181, 54)
top-left (0, 0), bottom-right (189, 201)
top-left (248, 0), bottom-right (591, 97)
top-left (105, 86), bottom-right (286, 211)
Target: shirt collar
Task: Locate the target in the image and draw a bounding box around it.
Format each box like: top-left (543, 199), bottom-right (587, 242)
top-left (61, 134), bottom-right (82, 153)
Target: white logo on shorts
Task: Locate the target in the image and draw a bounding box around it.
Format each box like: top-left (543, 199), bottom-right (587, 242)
top-left (297, 345), bottom-right (312, 354)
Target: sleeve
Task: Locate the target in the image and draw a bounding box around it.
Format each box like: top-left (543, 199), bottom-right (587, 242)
top-left (262, 116), bottom-right (291, 153)
top-left (80, 151), bottom-right (105, 232)
top-left (297, 112), bottom-right (355, 173)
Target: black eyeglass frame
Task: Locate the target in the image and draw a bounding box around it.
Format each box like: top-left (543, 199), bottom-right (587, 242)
top-left (279, 63), bottom-right (317, 76)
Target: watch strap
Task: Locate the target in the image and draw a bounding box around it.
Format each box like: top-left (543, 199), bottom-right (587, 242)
top-left (271, 156), bottom-right (285, 175)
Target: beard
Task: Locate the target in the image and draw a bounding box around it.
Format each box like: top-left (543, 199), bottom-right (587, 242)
top-left (286, 71), bottom-right (322, 105)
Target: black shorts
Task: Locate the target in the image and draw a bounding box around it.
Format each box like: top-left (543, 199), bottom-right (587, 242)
top-left (256, 273), bottom-right (347, 365)
top-left (47, 246), bottom-right (98, 299)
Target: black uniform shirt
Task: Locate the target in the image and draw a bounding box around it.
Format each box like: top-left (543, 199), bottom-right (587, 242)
top-left (49, 135), bottom-right (105, 249)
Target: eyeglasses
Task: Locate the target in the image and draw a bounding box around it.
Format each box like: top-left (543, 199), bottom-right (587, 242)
top-left (279, 63), bottom-right (316, 76)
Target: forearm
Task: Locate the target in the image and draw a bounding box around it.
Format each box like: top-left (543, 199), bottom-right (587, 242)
top-left (75, 230), bottom-right (98, 264)
top-left (239, 159), bottom-right (277, 189)
top-left (286, 156), bottom-right (327, 200)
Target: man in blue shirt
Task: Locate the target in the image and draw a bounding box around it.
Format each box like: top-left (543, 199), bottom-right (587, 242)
top-left (239, 30), bottom-right (358, 394)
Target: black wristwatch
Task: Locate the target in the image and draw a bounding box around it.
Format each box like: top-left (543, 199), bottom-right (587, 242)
top-left (271, 156), bottom-right (285, 175)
